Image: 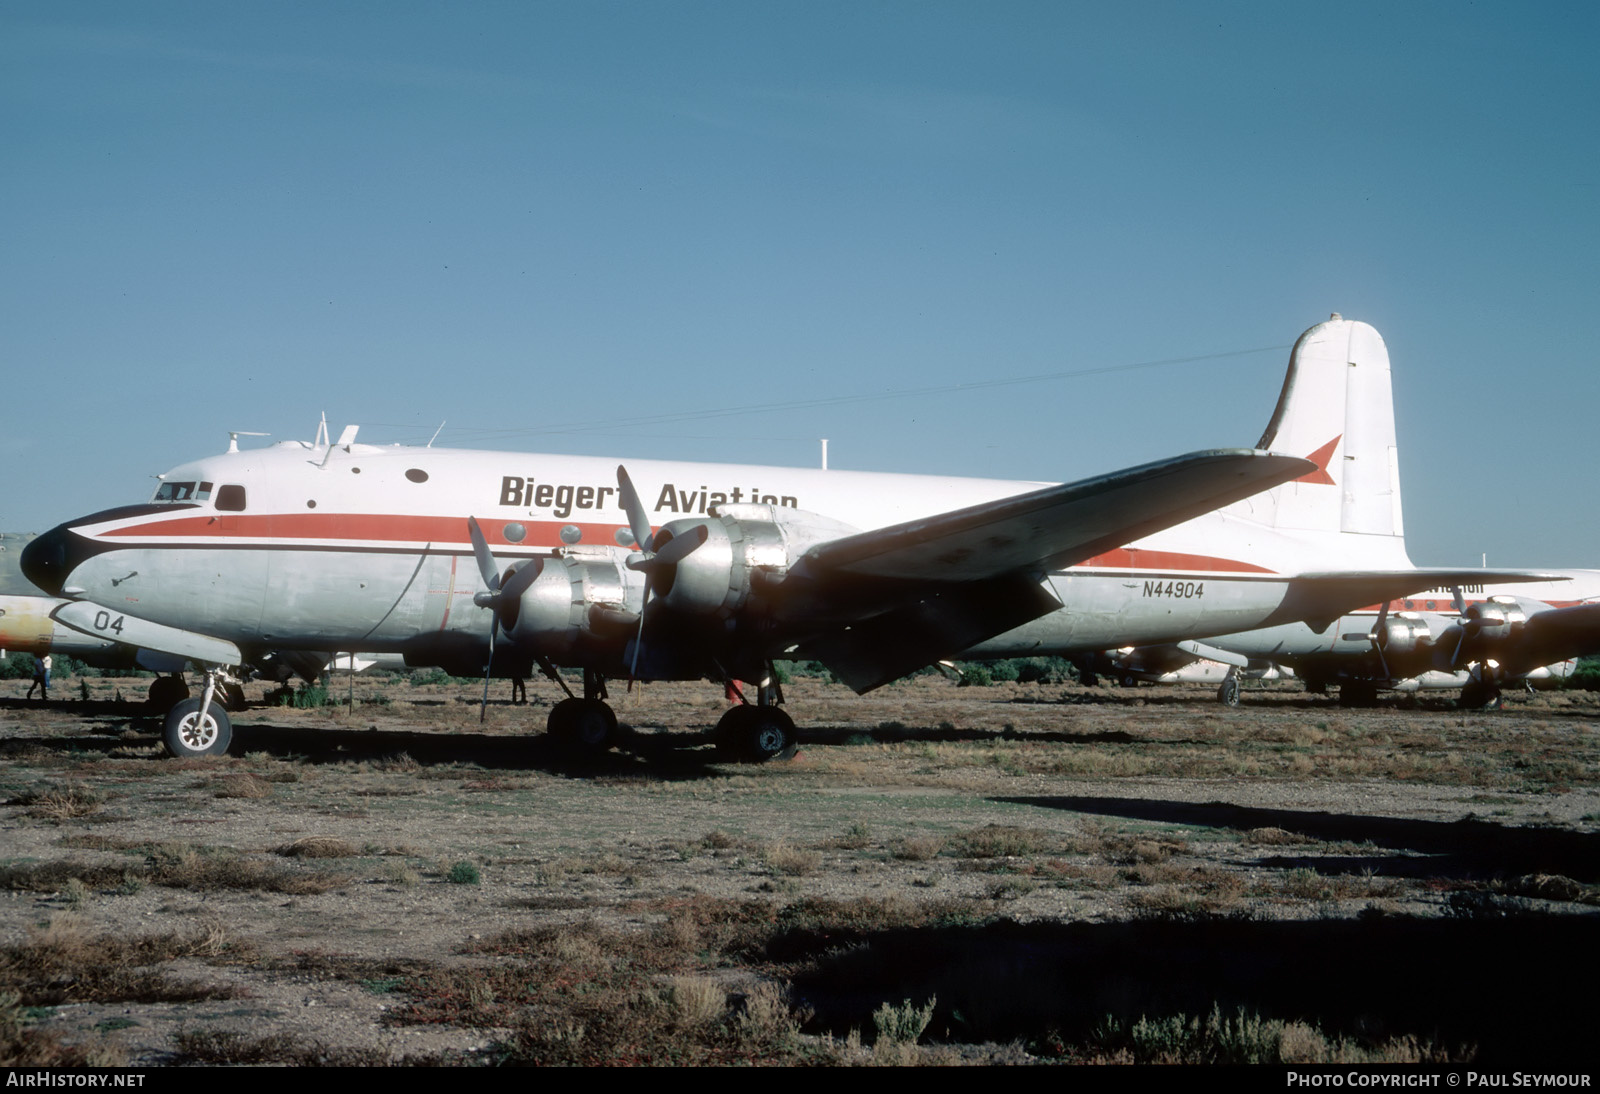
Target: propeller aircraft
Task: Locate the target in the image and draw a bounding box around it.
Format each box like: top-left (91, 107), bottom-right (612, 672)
top-left (22, 317), bottom-right (1544, 758)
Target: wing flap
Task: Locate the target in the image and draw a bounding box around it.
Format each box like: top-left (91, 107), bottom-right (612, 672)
top-left (793, 573), bottom-right (1062, 693)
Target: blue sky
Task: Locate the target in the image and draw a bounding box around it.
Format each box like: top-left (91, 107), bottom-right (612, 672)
top-left (3, 1), bottom-right (1596, 566)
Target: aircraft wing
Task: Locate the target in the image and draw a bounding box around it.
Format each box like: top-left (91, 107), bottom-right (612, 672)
top-left (799, 450), bottom-right (1313, 582)
top-left (1508, 602), bottom-right (1600, 673)
top-left (787, 449), bottom-right (1312, 692)
top-left (1262, 569), bottom-right (1569, 633)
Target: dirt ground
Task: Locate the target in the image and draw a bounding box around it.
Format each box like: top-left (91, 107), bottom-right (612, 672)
top-left (2, 673), bottom-right (1597, 1065)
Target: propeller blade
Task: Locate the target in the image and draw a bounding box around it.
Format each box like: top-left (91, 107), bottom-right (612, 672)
top-left (630, 580), bottom-right (652, 682)
top-left (480, 620), bottom-right (495, 723)
top-left (1370, 600), bottom-right (1391, 680)
top-left (467, 517), bottom-right (501, 592)
top-left (616, 466), bottom-right (655, 552)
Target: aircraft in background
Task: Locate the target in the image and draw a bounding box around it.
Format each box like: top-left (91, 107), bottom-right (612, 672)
top-left (1081, 641), bottom-right (1292, 690)
top-left (1148, 576), bottom-right (1600, 708)
top-left (1065, 315), bottom-right (1600, 708)
top-left (22, 317), bottom-right (1543, 760)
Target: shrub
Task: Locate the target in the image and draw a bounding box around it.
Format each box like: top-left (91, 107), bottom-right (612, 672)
top-left (446, 861), bottom-right (482, 885)
top-left (956, 665), bottom-right (993, 688)
top-left (873, 996), bottom-right (937, 1044)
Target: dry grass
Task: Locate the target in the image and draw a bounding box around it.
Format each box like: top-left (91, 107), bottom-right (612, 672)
top-left (1, 677), bottom-right (1594, 1064)
top-left (9, 783), bottom-right (105, 820)
top-left (1084, 1006), bottom-right (1465, 1064)
top-left (763, 843), bottom-right (823, 877)
top-left (211, 772), bottom-right (273, 799)
top-left (0, 915), bottom-right (244, 1008)
top-left (171, 1029), bottom-right (411, 1066)
top-left (952, 825), bottom-right (1055, 858)
top-left (276, 836), bottom-right (361, 859)
top-left (891, 835), bottom-right (946, 861)
top-left (0, 842), bottom-right (350, 896)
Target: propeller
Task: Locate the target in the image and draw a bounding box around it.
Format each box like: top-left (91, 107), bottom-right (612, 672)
top-left (467, 516), bottom-right (543, 722)
top-left (1368, 599), bottom-right (1392, 680)
top-left (614, 465), bottom-right (709, 679)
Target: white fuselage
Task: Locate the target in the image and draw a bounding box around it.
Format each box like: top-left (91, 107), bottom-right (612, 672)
top-left (43, 438), bottom-right (1382, 669)
top-left (1198, 572), bottom-right (1600, 684)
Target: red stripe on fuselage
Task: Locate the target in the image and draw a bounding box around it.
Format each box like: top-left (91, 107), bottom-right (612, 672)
top-left (94, 512), bottom-right (1277, 575)
top-left (97, 512), bottom-right (635, 547)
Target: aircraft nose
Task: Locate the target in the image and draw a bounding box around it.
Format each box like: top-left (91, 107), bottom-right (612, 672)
top-left (21, 526), bottom-right (73, 595)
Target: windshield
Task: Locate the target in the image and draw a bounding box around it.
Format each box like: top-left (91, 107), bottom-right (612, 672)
top-left (152, 480), bottom-right (213, 503)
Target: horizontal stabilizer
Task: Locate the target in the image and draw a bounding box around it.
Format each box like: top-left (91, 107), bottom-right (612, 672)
top-left (802, 450), bottom-right (1313, 583)
top-left (52, 600), bottom-right (241, 666)
top-left (1176, 640), bottom-right (1251, 668)
top-left (1264, 570), bottom-right (1566, 632)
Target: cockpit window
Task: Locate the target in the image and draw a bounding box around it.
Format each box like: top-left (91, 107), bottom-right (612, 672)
top-left (154, 481), bottom-right (213, 503)
top-left (215, 484), bottom-right (246, 512)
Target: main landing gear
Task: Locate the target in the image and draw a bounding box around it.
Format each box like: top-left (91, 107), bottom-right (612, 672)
top-left (546, 669), bottom-right (618, 752)
top-left (539, 665), bottom-right (798, 763)
top-left (1216, 670), bottom-right (1241, 707)
top-left (714, 672), bottom-right (797, 763)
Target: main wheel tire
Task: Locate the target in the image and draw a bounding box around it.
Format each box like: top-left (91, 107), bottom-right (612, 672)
top-left (714, 705), bottom-right (796, 763)
top-left (162, 697), bottom-right (232, 758)
top-left (1459, 681), bottom-right (1502, 710)
top-left (147, 676), bottom-right (189, 713)
top-left (548, 697), bottom-right (617, 752)
top-left (713, 705), bottom-right (760, 760)
top-left (747, 708), bottom-right (797, 763)
top-left (1217, 676), bottom-right (1241, 707)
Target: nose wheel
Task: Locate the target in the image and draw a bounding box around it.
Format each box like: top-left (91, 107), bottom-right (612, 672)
top-left (162, 696), bottom-right (233, 757)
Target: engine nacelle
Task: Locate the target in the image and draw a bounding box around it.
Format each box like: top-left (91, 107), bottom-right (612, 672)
top-left (1375, 612), bottom-right (1432, 657)
top-left (649, 504), bottom-right (860, 621)
top-left (1462, 595), bottom-right (1527, 641)
top-left (503, 551), bottom-right (637, 660)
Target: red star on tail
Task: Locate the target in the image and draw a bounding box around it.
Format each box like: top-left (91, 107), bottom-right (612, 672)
top-left (1294, 435), bottom-right (1341, 485)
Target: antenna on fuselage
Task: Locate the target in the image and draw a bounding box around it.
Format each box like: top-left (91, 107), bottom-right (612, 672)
top-left (226, 431), bottom-right (269, 454)
top-left (820, 438), bottom-right (828, 470)
top-left (314, 413), bottom-right (329, 449)
top-left (319, 424), bottom-right (360, 469)
top-left (428, 421), bottom-right (446, 447)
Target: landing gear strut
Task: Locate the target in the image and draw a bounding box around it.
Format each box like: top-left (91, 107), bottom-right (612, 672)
top-left (714, 668), bottom-right (797, 763)
top-left (1459, 667), bottom-right (1503, 711)
top-left (546, 668), bottom-right (617, 752)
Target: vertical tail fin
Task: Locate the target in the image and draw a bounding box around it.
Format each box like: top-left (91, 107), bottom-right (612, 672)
top-left (1233, 315), bottom-right (1408, 554)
